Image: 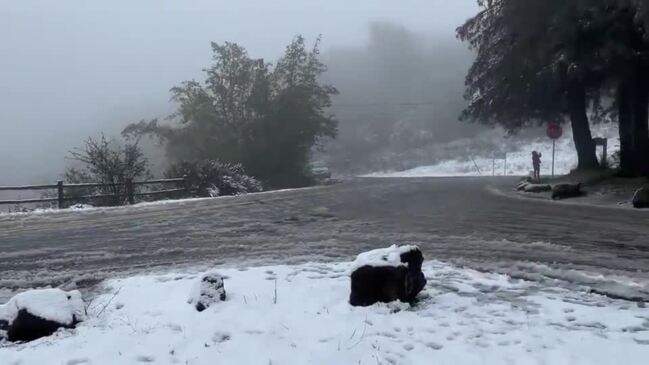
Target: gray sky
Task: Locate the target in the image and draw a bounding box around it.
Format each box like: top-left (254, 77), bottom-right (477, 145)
top-left (0, 0), bottom-right (477, 184)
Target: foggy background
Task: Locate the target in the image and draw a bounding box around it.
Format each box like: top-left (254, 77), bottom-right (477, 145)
top-left (0, 0), bottom-right (478, 185)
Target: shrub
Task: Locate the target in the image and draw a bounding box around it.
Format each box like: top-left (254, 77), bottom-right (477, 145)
top-left (63, 135), bottom-right (150, 207)
top-left (166, 160), bottom-right (262, 197)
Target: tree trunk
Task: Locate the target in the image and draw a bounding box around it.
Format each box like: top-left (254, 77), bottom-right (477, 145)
top-left (632, 65), bottom-right (649, 175)
top-left (618, 78), bottom-right (635, 176)
top-left (617, 60), bottom-right (649, 177)
top-left (567, 81), bottom-right (599, 170)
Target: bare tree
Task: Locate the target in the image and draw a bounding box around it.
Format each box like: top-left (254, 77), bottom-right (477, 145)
top-left (65, 135), bottom-right (150, 206)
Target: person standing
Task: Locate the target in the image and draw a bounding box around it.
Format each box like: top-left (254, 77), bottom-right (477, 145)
top-left (532, 151), bottom-right (542, 180)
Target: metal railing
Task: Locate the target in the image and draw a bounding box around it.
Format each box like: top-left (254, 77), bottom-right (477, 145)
top-left (0, 176), bottom-right (189, 209)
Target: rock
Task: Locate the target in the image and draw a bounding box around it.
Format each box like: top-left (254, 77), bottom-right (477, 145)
top-left (349, 245), bottom-right (427, 307)
top-left (552, 183), bottom-right (583, 200)
top-left (0, 319), bottom-right (8, 339)
top-left (632, 188), bottom-right (649, 208)
top-left (0, 289), bottom-right (85, 342)
top-left (522, 183), bottom-right (552, 193)
top-left (188, 272), bottom-right (226, 312)
top-left (516, 182), bottom-right (528, 191)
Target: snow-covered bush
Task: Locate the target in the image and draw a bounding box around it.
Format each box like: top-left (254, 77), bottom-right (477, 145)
top-left (166, 160), bottom-right (262, 197)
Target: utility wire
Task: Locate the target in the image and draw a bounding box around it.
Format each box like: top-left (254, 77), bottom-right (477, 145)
top-left (328, 101), bottom-right (437, 109)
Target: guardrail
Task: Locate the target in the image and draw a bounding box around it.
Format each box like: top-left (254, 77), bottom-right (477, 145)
top-left (0, 176), bottom-right (189, 209)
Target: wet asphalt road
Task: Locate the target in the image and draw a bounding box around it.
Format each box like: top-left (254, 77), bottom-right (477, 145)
top-left (1, 176), bottom-right (649, 292)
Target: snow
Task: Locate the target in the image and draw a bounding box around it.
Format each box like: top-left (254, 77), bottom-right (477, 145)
top-left (350, 244), bottom-right (419, 271)
top-left (0, 187), bottom-right (317, 217)
top-left (519, 182), bottom-right (552, 192)
top-left (368, 123), bottom-right (619, 178)
top-left (2, 261), bottom-right (649, 364)
top-left (0, 288), bottom-right (85, 327)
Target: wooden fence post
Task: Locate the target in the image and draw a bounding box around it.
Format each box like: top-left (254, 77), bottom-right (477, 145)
top-left (125, 178), bottom-right (135, 205)
top-left (57, 180), bottom-right (64, 209)
top-left (182, 175), bottom-right (190, 197)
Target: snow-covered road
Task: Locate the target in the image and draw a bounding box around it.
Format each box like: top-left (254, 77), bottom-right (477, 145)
top-left (2, 177), bottom-right (649, 301)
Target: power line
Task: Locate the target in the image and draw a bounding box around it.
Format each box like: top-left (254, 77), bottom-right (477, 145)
top-left (328, 101), bottom-right (437, 109)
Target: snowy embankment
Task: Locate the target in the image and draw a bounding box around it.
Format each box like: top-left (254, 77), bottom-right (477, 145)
top-left (2, 261), bottom-right (649, 365)
top-left (368, 124), bottom-right (619, 178)
top-left (0, 187), bottom-right (316, 217)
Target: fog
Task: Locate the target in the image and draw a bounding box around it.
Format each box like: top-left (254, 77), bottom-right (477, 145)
top-left (0, 0), bottom-right (477, 184)
top-left (322, 22), bottom-right (483, 173)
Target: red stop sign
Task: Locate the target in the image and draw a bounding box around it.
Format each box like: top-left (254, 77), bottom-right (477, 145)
top-left (546, 122), bottom-right (563, 139)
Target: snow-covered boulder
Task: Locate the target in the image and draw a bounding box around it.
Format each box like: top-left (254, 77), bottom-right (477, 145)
top-left (71, 203), bottom-right (93, 210)
top-left (516, 182), bottom-right (528, 191)
top-left (349, 245), bottom-right (426, 307)
top-left (0, 289), bottom-right (85, 342)
top-left (188, 272), bottom-right (226, 312)
top-left (552, 183), bottom-right (583, 200)
top-left (518, 182), bottom-right (552, 193)
top-left (632, 188), bottom-right (649, 208)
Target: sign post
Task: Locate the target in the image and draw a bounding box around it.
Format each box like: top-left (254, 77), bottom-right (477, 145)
top-left (593, 137), bottom-right (608, 167)
top-left (546, 122), bottom-right (563, 177)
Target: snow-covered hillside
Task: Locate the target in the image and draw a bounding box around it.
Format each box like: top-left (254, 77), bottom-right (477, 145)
top-left (368, 124), bottom-right (618, 178)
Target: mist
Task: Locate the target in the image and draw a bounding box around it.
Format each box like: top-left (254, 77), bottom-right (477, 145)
top-left (0, 0), bottom-right (477, 184)
top-left (322, 22), bottom-right (483, 173)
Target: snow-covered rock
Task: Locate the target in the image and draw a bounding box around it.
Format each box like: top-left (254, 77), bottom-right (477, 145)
top-left (71, 204), bottom-right (93, 210)
top-left (188, 272), bottom-right (226, 312)
top-left (552, 183), bottom-right (583, 200)
top-left (349, 245), bottom-right (426, 306)
top-left (0, 289), bottom-right (85, 342)
top-left (632, 187), bottom-right (649, 208)
top-left (518, 182), bottom-right (552, 193)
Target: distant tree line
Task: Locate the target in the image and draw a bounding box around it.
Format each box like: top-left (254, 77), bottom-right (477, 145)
top-left (459, 0), bottom-right (649, 176)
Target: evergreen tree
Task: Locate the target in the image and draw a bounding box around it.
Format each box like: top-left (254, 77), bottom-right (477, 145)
top-left (459, 0), bottom-right (649, 174)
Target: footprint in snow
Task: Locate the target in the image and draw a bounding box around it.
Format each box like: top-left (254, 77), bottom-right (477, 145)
top-left (136, 355), bottom-right (155, 363)
top-left (634, 338), bottom-right (649, 345)
top-left (66, 358), bottom-right (91, 365)
top-left (426, 342), bottom-right (443, 350)
top-left (213, 331), bottom-right (232, 343)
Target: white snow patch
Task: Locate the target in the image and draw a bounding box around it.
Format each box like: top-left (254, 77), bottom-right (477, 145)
top-left (0, 187), bottom-right (318, 217)
top-left (0, 288), bottom-right (85, 326)
top-left (2, 261), bottom-right (649, 364)
top-left (350, 244), bottom-right (419, 271)
top-left (368, 123), bottom-right (619, 178)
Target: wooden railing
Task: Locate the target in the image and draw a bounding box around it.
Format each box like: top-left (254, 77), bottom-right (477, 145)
top-left (0, 176), bottom-right (189, 209)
